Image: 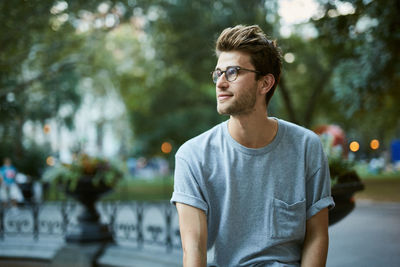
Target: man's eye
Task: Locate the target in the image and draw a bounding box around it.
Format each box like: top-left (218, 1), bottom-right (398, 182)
top-left (226, 68), bottom-right (237, 76)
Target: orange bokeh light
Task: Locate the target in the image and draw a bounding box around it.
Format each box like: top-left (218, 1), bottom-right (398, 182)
top-left (349, 141), bottom-right (360, 152)
top-left (370, 139), bottom-right (379, 150)
top-left (46, 156), bottom-right (55, 166)
top-left (161, 142), bottom-right (172, 154)
top-left (43, 124), bottom-right (51, 134)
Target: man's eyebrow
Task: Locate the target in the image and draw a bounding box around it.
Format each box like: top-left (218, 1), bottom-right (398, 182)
top-left (215, 65), bottom-right (237, 71)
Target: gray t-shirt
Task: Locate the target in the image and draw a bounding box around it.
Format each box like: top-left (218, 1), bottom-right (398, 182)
top-left (171, 119), bottom-right (335, 267)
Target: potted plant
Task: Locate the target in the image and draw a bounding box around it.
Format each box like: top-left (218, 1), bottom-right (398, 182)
top-left (43, 154), bottom-right (124, 243)
top-left (327, 150), bottom-right (365, 225)
top-left (316, 127), bottom-right (365, 225)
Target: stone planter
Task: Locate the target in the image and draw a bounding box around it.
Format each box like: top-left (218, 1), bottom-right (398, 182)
top-left (18, 182), bottom-right (33, 202)
top-left (64, 176), bottom-right (114, 243)
top-left (329, 181), bottom-right (364, 225)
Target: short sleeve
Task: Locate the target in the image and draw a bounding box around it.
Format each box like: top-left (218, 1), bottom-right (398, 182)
top-left (305, 142), bottom-right (335, 220)
top-left (170, 155), bottom-right (208, 214)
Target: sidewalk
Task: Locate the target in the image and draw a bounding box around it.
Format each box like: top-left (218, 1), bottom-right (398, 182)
top-left (0, 238), bottom-right (61, 267)
top-left (327, 200), bottom-right (400, 266)
top-left (99, 244), bottom-right (182, 267)
top-left (0, 238), bottom-right (182, 267)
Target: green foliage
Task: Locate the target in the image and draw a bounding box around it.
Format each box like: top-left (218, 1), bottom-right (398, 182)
top-left (43, 154), bottom-right (124, 190)
top-left (0, 0), bottom-right (85, 161)
top-left (0, 141), bottom-right (50, 179)
top-left (2, 0), bottom-right (398, 166)
top-left (311, 0), bottom-right (400, 142)
top-left (120, 0), bottom-right (278, 157)
top-left (45, 176), bottom-right (174, 201)
top-left (319, 133), bottom-right (360, 185)
top-left (15, 143), bottom-right (51, 179)
top-left (329, 158), bottom-right (359, 184)
top-left (277, 35), bottom-right (338, 127)
top-left (128, 71), bottom-right (222, 157)
top-left (104, 176), bottom-right (174, 201)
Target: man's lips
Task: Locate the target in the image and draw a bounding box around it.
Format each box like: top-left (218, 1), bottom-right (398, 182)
top-left (217, 93), bottom-right (233, 101)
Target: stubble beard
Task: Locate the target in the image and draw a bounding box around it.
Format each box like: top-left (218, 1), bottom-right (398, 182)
top-left (217, 85), bottom-right (257, 116)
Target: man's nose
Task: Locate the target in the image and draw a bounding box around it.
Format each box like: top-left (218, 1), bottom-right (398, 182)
top-left (216, 73), bottom-right (228, 89)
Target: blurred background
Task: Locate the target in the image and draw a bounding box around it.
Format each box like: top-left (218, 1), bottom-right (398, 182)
top-left (1, 0), bottom-right (399, 201)
top-left (1, 0), bottom-right (399, 266)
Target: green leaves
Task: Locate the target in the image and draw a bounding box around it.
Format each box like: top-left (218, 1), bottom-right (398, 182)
top-left (122, 0), bottom-right (276, 158)
top-left (310, 0), bottom-right (400, 144)
top-left (2, 0), bottom-right (398, 166)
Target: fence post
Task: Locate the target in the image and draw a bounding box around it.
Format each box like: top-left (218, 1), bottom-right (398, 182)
top-left (32, 203), bottom-right (40, 241)
top-left (61, 201), bottom-right (72, 234)
top-left (101, 201), bottom-right (118, 238)
top-left (165, 203), bottom-right (173, 253)
top-left (0, 205), bottom-right (4, 240)
top-left (136, 202), bottom-right (144, 249)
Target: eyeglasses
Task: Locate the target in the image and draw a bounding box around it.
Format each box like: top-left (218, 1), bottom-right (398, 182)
top-left (211, 66), bottom-right (261, 84)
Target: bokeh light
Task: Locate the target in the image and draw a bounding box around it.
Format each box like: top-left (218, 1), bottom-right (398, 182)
top-left (349, 141), bottom-right (360, 152)
top-left (43, 124), bottom-right (51, 134)
top-left (161, 142), bottom-right (172, 154)
top-left (284, 52), bottom-right (295, 63)
top-left (46, 156), bottom-right (55, 166)
top-left (370, 139), bottom-right (379, 150)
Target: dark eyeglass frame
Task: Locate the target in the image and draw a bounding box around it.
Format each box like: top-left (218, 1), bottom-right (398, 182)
top-left (211, 66), bottom-right (261, 84)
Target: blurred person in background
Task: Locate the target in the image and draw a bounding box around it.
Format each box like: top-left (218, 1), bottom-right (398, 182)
top-left (0, 157), bottom-right (24, 208)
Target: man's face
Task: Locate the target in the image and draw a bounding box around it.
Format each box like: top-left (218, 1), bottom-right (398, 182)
top-left (215, 51), bottom-right (259, 116)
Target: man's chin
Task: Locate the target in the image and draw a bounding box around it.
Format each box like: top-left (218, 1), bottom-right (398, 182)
top-left (217, 106), bottom-right (229, 115)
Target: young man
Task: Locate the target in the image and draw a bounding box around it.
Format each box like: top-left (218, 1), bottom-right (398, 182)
top-left (171, 25), bottom-right (335, 267)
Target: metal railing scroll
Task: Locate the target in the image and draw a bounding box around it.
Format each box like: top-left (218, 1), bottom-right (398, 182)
top-left (0, 201), bottom-right (181, 252)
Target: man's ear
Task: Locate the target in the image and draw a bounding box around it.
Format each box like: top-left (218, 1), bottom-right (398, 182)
top-left (259, 74), bottom-right (275, 95)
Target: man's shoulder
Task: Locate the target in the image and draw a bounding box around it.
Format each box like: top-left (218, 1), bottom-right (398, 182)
top-left (176, 121), bottom-right (225, 158)
top-left (278, 119), bottom-right (326, 171)
top-left (279, 118), bottom-right (320, 143)
top-left (277, 118), bottom-right (324, 156)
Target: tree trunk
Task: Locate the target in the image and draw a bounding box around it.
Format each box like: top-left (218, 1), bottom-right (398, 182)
top-left (278, 77), bottom-right (299, 125)
top-left (14, 116), bottom-right (25, 161)
top-left (303, 80), bottom-right (325, 128)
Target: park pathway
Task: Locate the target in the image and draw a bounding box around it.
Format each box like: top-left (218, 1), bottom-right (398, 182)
top-left (327, 200), bottom-right (400, 267)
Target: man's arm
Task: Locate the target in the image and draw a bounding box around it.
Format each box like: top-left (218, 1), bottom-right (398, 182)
top-left (301, 208), bottom-right (329, 267)
top-left (176, 202), bottom-right (208, 267)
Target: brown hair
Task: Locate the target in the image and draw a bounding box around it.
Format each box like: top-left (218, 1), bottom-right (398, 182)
top-left (215, 25), bottom-right (282, 106)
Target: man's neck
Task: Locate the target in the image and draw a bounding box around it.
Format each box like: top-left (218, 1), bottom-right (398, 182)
top-left (228, 111), bottom-right (277, 149)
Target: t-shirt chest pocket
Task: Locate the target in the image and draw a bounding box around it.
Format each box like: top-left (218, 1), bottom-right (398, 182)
top-left (269, 198), bottom-right (306, 240)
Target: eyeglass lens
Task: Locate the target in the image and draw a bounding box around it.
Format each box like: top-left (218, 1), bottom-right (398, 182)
top-left (212, 67), bottom-right (238, 83)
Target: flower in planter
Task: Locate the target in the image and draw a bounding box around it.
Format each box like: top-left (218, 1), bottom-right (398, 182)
top-left (43, 154), bottom-right (124, 191)
top-left (315, 126), bottom-right (361, 186)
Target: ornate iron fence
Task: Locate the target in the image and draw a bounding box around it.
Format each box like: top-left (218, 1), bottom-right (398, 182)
top-left (0, 201), bottom-right (181, 252)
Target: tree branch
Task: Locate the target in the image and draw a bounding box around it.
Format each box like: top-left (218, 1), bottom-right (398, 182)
top-left (303, 79), bottom-right (326, 128)
top-left (278, 77), bottom-right (299, 125)
top-left (0, 62), bottom-right (75, 98)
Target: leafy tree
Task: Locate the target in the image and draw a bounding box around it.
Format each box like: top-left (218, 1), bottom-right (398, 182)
top-left (121, 0), bottom-right (280, 157)
top-left (4, 0), bottom-right (397, 168)
top-left (0, 0), bottom-right (128, 174)
top-left (0, 0), bottom-right (85, 173)
top-left (277, 34), bottom-right (340, 128)
top-left (310, 0), bottom-right (400, 145)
